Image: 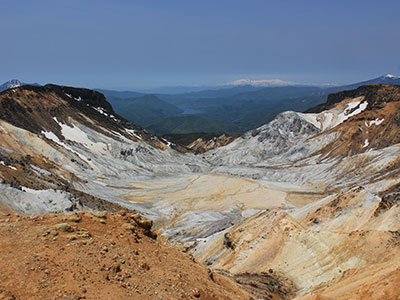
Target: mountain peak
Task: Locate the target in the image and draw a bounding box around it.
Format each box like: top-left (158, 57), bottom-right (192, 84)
top-left (383, 74), bottom-right (400, 79)
top-left (7, 79), bottom-right (23, 85)
top-left (0, 79), bottom-right (24, 91)
top-left (224, 78), bottom-right (297, 87)
top-left (0, 79), bottom-right (41, 92)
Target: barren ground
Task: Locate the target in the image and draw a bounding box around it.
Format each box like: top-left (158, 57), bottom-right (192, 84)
top-left (0, 210), bottom-right (252, 300)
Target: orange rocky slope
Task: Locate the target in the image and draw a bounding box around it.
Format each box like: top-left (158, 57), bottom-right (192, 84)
top-left (0, 210), bottom-right (251, 300)
top-left (186, 134), bottom-right (239, 154)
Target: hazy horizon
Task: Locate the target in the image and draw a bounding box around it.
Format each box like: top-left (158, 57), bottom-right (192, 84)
top-left (2, 0), bottom-right (400, 90)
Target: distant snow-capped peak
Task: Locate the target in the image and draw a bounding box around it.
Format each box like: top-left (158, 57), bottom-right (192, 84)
top-left (4, 79), bottom-right (23, 89)
top-left (223, 78), bottom-right (297, 87)
top-left (383, 74), bottom-right (400, 79)
top-left (0, 79), bottom-right (41, 92)
top-left (0, 79), bottom-right (25, 92)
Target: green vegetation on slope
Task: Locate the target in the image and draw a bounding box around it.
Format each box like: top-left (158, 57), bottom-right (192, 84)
top-left (108, 94), bottom-right (183, 127)
top-left (146, 115), bottom-right (241, 135)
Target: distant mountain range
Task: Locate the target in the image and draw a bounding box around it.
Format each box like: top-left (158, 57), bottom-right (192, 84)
top-left (156, 74), bottom-right (400, 134)
top-left (135, 78), bottom-right (333, 94)
top-left (108, 94), bottom-right (183, 128)
top-left (340, 74), bottom-right (400, 89)
top-left (2, 74), bottom-right (399, 136)
top-left (220, 74), bottom-right (400, 88)
top-left (223, 78), bottom-right (299, 87)
top-left (92, 74), bottom-right (400, 135)
top-left (147, 114), bottom-right (240, 135)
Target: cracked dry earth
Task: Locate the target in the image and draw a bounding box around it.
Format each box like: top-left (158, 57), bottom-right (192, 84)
top-left (0, 210), bottom-right (251, 300)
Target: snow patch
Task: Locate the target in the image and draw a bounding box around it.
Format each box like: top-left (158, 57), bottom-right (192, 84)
top-left (344, 101), bottom-right (361, 114)
top-left (241, 208), bottom-right (261, 218)
top-left (346, 101), bottom-right (368, 119)
top-left (125, 129), bottom-right (142, 140)
top-left (41, 128), bottom-right (94, 165)
top-left (42, 130), bottom-right (62, 144)
top-left (93, 106), bottom-right (108, 116)
top-left (161, 137), bottom-right (173, 147)
top-left (31, 165), bottom-right (51, 176)
top-left (363, 139), bottom-right (369, 148)
top-left (298, 98), bottom-right (368, 131)
top-left (0, 184), bottom-right (74, 214)
top-left (22, 187), bottom-right (44, 193)
top-left (384, 74), bottom-right (399, 79)
top-left (0, 161), bottom-right (17, 170)
top-left (50, 117), bottom-right (108, 154)
top-left (93, 107), bottom-right (119, 122)
top-left (365, 118), bottom-right (384, 127)
top-left (59, 122), bottom-right (93, 145)
top-left (64, 93), bottom-right (82, 102)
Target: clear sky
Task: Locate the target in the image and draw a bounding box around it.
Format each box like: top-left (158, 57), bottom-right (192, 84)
top-left (2, 0), bottom-right (400, 89)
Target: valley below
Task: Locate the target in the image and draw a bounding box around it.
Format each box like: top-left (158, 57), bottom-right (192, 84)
top-left (0, 83), bottom-right (399, 299)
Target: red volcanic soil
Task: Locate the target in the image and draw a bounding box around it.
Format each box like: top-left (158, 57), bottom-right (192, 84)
top-left (0, 210), bottom-right (250, 299)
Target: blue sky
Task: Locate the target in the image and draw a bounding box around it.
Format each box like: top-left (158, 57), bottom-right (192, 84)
top-left (2, 0), bottom-right (400, 89)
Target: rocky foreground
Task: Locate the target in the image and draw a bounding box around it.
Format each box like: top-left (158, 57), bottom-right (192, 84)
top-left (0, 210), bottom-right (255, 300)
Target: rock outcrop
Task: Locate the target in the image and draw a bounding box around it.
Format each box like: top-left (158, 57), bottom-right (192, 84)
top-left (186, 133), bottom-right (239, 154)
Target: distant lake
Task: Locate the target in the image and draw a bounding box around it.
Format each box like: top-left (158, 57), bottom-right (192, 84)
top-left (177, 105), bottom-right (202, 115)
